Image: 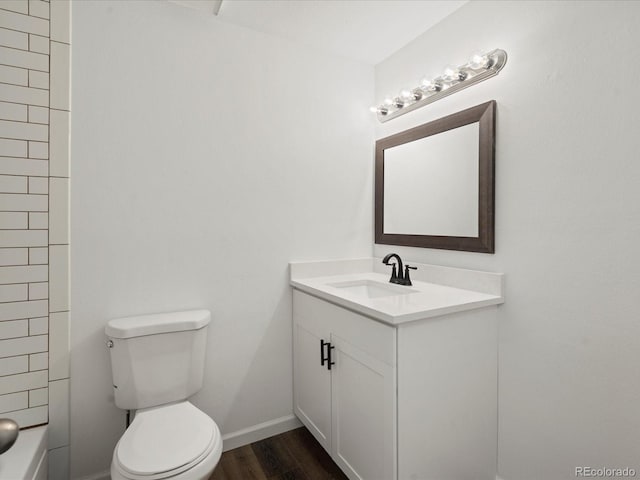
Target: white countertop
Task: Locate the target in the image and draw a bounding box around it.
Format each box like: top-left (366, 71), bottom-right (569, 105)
top-left (290, 259), bottom-right (504, 325)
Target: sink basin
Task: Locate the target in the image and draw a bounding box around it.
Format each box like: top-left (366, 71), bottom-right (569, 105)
top-left (327, 279), bottom-right (417, 299)
top-left (0, 418), bottom-right (19, 455)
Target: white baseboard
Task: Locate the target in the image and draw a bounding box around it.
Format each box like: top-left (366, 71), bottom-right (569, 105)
top-left (73, 470), bottom-right (110, 480)
top-left (221, 414), bottom-right (303, 452)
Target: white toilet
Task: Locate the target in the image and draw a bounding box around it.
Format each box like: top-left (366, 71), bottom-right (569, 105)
top-left (105, 310), bottom-right (223, 480)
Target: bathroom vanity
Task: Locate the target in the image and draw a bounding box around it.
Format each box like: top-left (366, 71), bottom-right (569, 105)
top-left (290, 258), bottom-right (504, 480)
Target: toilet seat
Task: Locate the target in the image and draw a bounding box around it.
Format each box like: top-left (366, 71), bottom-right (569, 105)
top-left (113, 402), bottom-right (220, 480)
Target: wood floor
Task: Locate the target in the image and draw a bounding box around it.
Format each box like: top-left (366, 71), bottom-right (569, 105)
top-left (209, 427), bottom-right (348, 480)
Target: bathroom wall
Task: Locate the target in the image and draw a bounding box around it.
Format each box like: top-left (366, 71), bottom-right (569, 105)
top-left (70, 1), bottom-right (373, 478)
top-left (373, 2), bottom-right (640, 478)
top-left (0, 1), bottom-right (71, 478)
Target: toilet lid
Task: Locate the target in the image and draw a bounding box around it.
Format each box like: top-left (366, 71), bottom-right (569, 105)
top-left (116, 402), bottom-right (216, 478)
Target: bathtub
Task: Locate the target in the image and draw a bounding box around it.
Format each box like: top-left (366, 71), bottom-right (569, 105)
top-left (0, 425), bottom-right (47, 480)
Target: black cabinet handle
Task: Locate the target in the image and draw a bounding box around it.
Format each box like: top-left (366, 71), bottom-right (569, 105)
top-left (320, 339), bottom-right (336, 370)
top-left (327, 343), bottom-right (335, 370)
top-left (320, 339), bottom-right (328, 366)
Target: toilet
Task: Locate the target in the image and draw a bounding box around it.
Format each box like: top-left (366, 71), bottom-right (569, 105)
top-left (105, 310), bottom-right (223, 480)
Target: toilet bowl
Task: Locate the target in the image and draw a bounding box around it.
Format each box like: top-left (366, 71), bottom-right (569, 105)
top-left (110, 402), bottom-right (222, 480)
top-left (105, 311), bottom-right (222, 480)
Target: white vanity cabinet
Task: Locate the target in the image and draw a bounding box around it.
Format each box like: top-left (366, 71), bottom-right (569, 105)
top-left (293, 290), bottom-right (396, 480)
top-left (292, 286), bottom-right (498, 480)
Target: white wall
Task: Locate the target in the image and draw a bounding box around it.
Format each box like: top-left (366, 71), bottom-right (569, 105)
top-left (70, 1), bottom-right (373, 477)
top-left (374, 2), bottom-right (640, 478)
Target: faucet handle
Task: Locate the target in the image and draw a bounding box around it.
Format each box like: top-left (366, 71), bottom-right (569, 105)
top-left (389, 263), bottom-right (398, 281)
top-left (404, 265), bottom-right (417, 286)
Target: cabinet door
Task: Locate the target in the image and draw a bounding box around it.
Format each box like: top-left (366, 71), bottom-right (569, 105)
top-left (293, 295), bottom-right (332, 452)
top-left (331, 334), bottom-right (396, 480)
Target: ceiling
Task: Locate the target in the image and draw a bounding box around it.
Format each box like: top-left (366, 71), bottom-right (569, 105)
top-left (172, 0), bottom-right (468, 65)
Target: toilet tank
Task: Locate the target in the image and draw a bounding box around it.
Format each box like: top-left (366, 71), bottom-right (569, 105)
top-left (105, 310), bottom-right (210, 410)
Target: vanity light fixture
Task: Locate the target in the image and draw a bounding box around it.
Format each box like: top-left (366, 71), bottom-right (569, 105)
top-left (371, 48), bottom-right (507, 123)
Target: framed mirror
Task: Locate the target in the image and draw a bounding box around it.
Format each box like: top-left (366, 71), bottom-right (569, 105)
top-left (375, 100), bottom-right (496, 253)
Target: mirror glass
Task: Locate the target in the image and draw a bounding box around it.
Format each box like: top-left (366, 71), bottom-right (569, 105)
top-left (375, 101), bottom-right (495, 253)
top-left (383, 123), bottom-right (479, 237)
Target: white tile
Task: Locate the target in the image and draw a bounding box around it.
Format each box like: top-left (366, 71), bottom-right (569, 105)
top-left (49, 178), bottom-right (68, 243)
top-left (0, 65), bottom-right (28, 86)
top-left (0, 283), bottom-right (28, 302)
top-left (0, 27), bottom-right (28, 49)
top-left (0, 46), bottom-right (48, 72)
top-left (28, 247), bottom-right (47, 264)
top-left (0, 391), bottom-right (28, 413)
top-left (0, 299), bottom-right (47, 321)
top-left (49, 311), bottom-right (68, 380)
top-left (28, 176), bottom-right (48, 194)
top-left (28, 386), bottom-right (47, 407)
top-left (49, 110), bottom-right (68, 177)
top-left (49, 246), bottom-right (68, 311)
top-left (0, 83), bottom-right (49, 107)
top-left (0, 1), bottom-right (29, 15)
top-left (48, 378), bottom-right (68, 448)
top-left (0, 336), bottom-right (47, 362)
top-left (28, 70), bottom-right (49, 89)
top-left (0, 120), bottom-right (48, 142)
top-left (29, 351), bottom-right (47, 370)
top-left (28, 105), bottom-right (48, 124)
top-left (29, 316), bottom-right (47, 335)
top-left (0, 175), bottom-right (27, 193)
top-left (0, 319), bottom-right (28, 339)
top-left (29, 0), bottom-right (49, 19)
top-left (0, 211), bottom-right (28, 229)
top-left (0, 355), bottom-right (29, 376)
top-left (0, 193), bottom-right (47, 212)
top-left (0, 9), bottom-right (49, 36)
top-left (0, 248), bottom-right (28, 266)
top-left (0, 229), bottom-right (48, 247)
top-left (28, 281), bottom-right (47, 300)
top-left (28, 141), bottom-right (48, 159)
top-left (48, 445), bottom-right (70, 480)
top-left (0, 138), bottom-right (27, 157)
top-left (28, 211), bottom-right (47, 229)
top-left (0, 101), bottom-right (28, 122)
top-left (29, 33), bottom-right (48, 54)
top-left (0, 265), bottom-right (47, 284)
top-left (0, 157), bottom-right (47, 176)
top-left (0, 319), bottom-right (28, 342)
top-left (8, 405), bottom-right (47, 428)
top-left (50, 42), bottom-right (69, 110)
top-left (49, 0), bottom-right (69, 44)
top-left (0, 369), bottom-right (48, 394)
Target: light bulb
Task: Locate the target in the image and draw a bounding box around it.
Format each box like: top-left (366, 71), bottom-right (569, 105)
top-left (400, 89), bottom-right (413, 100)
top-left (369, 105), bottom-right (388, 115)
top-left (443, 65), bottom-right (467, 82)
top-left (420, 77), bottom-right (441, 93)
top-left (469, 51), bottom-right (489, 69)
top-left (443, 65), bottom-right (459, 81)
top-left (384, 97), bottom-right (393, 106)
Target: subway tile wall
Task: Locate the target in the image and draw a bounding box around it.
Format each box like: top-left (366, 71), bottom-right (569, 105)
top-left (0, 0), bottom-right (70, 478)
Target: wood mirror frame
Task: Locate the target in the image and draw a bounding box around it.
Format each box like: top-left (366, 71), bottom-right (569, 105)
top-left (375, 100), bottom-right (496, 253)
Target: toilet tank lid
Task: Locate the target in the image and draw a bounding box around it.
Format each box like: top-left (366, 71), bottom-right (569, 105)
top-left (105, 310), bottom-right (211, 339)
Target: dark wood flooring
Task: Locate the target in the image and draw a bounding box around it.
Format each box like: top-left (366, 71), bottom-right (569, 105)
top-left (209, 427), bottom-right (348, 480)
